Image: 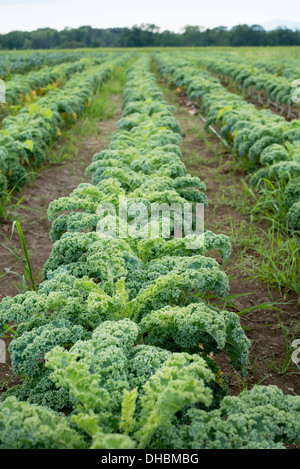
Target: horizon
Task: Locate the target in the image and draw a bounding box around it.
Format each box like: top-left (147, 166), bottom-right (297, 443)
top-left (1, 21), bottom-right (300, 36)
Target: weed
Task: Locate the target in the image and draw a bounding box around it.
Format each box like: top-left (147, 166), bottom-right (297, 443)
top-left (248, 227), bottom-right (300, 297)
top-left (1, 220), bottom-right (40, 293)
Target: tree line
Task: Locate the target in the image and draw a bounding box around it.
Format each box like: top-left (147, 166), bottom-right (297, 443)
top-left (1, 24), bottom-right (300, 49)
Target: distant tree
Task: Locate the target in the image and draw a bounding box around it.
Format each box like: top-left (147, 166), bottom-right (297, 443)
top-left (230, 24), bottom-right (253, 46)
top-left (0, 24), bottom-right (300, 49)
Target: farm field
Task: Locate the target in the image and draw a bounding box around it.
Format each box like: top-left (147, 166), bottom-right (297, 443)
top-left (0, 48), bottom-right (299, 450)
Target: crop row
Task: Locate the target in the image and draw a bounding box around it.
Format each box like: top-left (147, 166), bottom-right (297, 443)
top-left (155, 52), bottom-right (300, 231)
top-left (0, 53), bottom-right (131, 198)
top-left (3, 58), bottom-right (88, 108)
top-left (191, 52), bottom-right (300, 117)
top-left (237, 53), bottom-right (300, 81)
top-left (0, 50), bottom-right (107, 79)
top-left (201, 50), bottom-right (300, 81)
top-left (0, 55), bottom-right (299, 449)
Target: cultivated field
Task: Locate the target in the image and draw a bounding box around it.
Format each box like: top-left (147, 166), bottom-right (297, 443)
top-left (0, 47), bottom-right (299, 449)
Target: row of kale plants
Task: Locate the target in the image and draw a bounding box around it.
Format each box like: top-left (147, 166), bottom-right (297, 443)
top-left (0, 55), bottom-right (299, 449)
top-left (0, 50), bottom-right (96, 80)
top-left (240, 53), bottom-right (300, 80)
top-left (194, 52), bottom-right (300, 117)
top-left (2, 52), bottom-right (109, 107)
top-left (155, 52), bottom-right (300, 231)
top-left (3, 58), bottom-right (87, 108)
top-left (0, 53), bottom-right (130, 199)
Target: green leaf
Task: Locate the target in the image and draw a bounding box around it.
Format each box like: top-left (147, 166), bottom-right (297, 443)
top-left (217, 105), bottom-right (233, 119)
top-left (41, 108), bottom-right (53, 120)
top-left (23, 139), bottom-right (34, 152)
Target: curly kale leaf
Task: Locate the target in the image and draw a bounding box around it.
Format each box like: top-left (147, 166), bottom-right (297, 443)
top-left (140, 302), bottom-right (250, 375)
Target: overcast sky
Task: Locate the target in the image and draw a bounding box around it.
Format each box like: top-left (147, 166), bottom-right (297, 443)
top-left (0, 0), bottom-right (299, 34)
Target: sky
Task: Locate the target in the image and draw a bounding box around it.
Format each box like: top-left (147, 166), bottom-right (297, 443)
top-left (0, 0), bottom-right (300, 34)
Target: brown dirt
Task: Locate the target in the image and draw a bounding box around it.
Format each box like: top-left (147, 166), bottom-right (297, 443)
top-left (0, 94), bottom-right (122, 393)
top-left (158, 80), bottom-right (300, 401)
